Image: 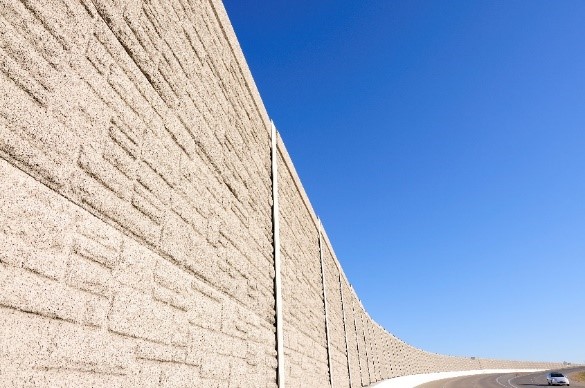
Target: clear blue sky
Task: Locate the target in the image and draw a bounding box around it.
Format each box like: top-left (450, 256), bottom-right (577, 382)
top-left (223, 1), bottom-right (585, 363)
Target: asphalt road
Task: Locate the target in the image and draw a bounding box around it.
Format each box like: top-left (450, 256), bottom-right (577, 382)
top-left (417, 367), bottom-right (585, 388)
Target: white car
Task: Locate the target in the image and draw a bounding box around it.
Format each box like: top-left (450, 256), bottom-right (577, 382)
top-left (547, 372), bottom-right (570, 386)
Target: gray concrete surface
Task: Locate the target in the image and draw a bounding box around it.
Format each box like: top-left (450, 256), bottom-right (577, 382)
top-left (417, 367), bottom-right (585, 388)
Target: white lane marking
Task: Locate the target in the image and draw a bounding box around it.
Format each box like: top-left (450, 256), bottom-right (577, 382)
top-left (507, 377), bottom-right (519, 388)
top-left (495, 376), bottom-right (508, 387)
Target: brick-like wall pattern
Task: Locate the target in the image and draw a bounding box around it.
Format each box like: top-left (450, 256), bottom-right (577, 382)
top-left (0, 0), bottom-right (564, 387)
top-left (278, 146), bottom-right (330, 387)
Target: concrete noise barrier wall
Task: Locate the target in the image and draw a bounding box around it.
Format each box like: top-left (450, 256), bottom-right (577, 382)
top-left (0, 0), bottom-right (562, 387)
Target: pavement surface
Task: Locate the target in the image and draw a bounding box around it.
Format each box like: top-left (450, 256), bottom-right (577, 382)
top-left (417, 367), bottom-right (585, 388)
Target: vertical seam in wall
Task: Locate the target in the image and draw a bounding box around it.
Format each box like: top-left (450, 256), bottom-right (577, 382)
top-left (273, 120), bottom-right (376, 386)
top-left (361, 312), bottom-right (372, 384)
top-left (373, 326), bottom-right (381, 380)
top-left (339, 274), bottom-right (353, 388)
top-left (369, 325), bottom-right (376, 381)
top-left (272, 121), bottom-right (285, 387)
top-left (318, 219), bottom-right (333, 387)
top-left (351, 298), bottom-right (364, 387)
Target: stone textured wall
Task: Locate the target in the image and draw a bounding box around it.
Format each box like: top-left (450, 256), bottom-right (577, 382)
top-left (277, 144), bottom-right (330, 387)
top-left (0, 0), bottom-right (563, 387)
top-left (0, 0), bottom-right (275, 386)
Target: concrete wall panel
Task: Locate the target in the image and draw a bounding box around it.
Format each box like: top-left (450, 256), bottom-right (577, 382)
top-left (277, 148), bottom-right (329, 387)
top-left (323, 245), bottom-right (350, 388)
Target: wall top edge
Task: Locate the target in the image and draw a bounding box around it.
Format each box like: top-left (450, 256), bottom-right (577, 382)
top-left (214, 0), bottom-right (430, 355)
top-left (209, 0), bottom-right (272, 134)
top-left (211, 0), bottom-right (374, 326)
top-left (274, 128), bottom-right (388, 331)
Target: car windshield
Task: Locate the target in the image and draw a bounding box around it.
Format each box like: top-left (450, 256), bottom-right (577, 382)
top-left (551, 373), bottom-right (565, 377)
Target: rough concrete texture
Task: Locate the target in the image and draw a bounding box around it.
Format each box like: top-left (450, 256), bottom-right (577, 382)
top-left (0, 0), bottom-right (563, 387)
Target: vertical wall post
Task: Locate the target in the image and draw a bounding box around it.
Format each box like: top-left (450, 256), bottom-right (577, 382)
top-left (350, 298), bottom-right (365, 387)
top-left (339, 274), bottom-right (353, 387)
top-left (271, 121), bottom-right (285, 387)
top-left (360, 312), bottom-right (372, 384)
top-left (318, 219), bottom-right (333, 387)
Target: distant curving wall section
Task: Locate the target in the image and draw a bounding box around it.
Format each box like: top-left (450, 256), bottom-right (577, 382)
top-left (0, 0), bottom-right (562, 387)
